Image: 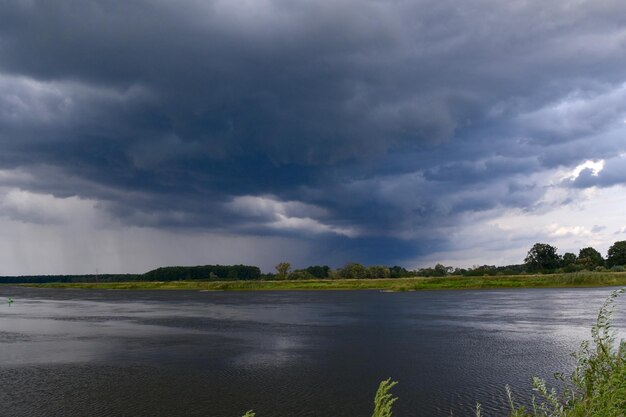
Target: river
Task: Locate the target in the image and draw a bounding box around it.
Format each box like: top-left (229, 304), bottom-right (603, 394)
top-left (0, 286), bottom-right (624, 417)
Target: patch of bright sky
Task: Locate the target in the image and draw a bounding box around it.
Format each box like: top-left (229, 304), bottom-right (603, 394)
top-left (412, 182), bottom-right (626, 269)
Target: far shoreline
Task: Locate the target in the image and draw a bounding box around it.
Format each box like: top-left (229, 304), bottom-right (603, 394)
top-left (12, 271), bottom-right (626, 292)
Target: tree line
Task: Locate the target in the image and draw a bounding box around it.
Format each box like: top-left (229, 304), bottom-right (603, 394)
top-left (1, 240), bottom-right (625, 283)
top-left (269, 263), bottom-right (413, 280)
top-left (269, 240), bottom-right (626, 279)
top-left (0, 265), bottom-right (262, 284)
top-left (522, 240), bottom-right (626, 273)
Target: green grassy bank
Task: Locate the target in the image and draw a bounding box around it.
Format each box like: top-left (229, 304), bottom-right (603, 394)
top-left (17, 271), bottom-right (626, 291)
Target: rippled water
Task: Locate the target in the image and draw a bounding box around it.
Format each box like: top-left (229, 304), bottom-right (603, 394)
top-left (0, 286), bottom-right (624, 417)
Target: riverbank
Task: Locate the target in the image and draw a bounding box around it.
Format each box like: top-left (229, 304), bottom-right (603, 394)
top-left (15, 271), bottom-right (626, 291)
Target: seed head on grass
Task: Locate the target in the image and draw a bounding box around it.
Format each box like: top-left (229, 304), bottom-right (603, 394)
top-left (372, 378), bottom-right (398, 417)
top-left (474, 403), bottom-right (482, 417)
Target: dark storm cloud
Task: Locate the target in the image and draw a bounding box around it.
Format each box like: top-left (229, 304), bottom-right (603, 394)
top-left (2, 0), bottom-right (626, 266)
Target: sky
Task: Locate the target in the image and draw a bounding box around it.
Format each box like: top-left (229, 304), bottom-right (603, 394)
top-left (0, 0), bottom-right (625, 274)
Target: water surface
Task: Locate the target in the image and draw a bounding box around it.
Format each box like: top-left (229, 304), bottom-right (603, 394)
top-left (0, 286), bottom-right (624, 417)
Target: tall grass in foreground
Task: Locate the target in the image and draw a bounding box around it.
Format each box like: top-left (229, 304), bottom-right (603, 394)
top-left (241, 289), bottom-right (626, 417)
top-left (502, 287), bottom-right (626, 417)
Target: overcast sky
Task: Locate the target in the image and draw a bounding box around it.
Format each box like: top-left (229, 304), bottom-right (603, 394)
top-left (1, 0), bottom-right (625, 274)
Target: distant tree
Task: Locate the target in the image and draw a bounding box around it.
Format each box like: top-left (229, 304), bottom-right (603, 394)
top-left (288, 269), bottom-right (315, 280)
top-left (577, 247), bottom-right (604, 269)
top-left (366, 265), bottom-right (391, 278)
top-left (524, 243), bottom-right (561, 272)
top-left (260, 272), bottom-right (276, 280)
top-left (465, 265), bottom-right (498, 276)
top-left (561, 252), bottom-right (577, 267)
top-left (327, 269), bottom-right (340, 279)
top-left (389, 266), bottom-right (410, 278)
top-left (305, 265), bottom-right (330, 279)
top-left (493, 264), bottom-right (526, 275)
top-left (142, 265), bottom-right (260, 281)
top-left (275, 262), bottom-right (291, 280)
top-left (417, 267), bottom-right (434, 276)
top-left (433, 263), bottom-right (452, 276)
top-left (338, 263), bottom-right (367, 279)
top-left (607, 241), bottom-right (626, 267)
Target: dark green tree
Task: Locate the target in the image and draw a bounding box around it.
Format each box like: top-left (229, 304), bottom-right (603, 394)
top-left (142, 265), bottom-right (261, 281)
top-left (305, 265), bottom-right (330, 278)
top-left (607, 240), bottom-right (626, 267)
top-left (524, 243), bottom-right (561, 272)
top-left (577, 247), bottom-right (604, 269)
top-left (366, 265), bottom-right (391, 278)
top-left (288, 269), bottom-right (315, 280)
top-left (561, 252), bottom-right (577, 267)
top-left (338, 262), bottom-right (367, 279)
top-left (389, 266), bottom-right (410, 278)
top-left (433, 263), bottom-right (452, 276)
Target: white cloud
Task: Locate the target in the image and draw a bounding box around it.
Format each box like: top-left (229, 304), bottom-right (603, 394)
top-left (229, 195), bottom-right (327, 219)
top-left (548, 224), bottom-right (592, 237)
top-left (566, 159), bottom-right (605, 180)
top-left (228, 195), bottom-right (358, 237)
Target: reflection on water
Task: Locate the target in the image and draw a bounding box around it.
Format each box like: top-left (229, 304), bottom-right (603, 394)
top-left (0, 286), bottom-right (624, 417)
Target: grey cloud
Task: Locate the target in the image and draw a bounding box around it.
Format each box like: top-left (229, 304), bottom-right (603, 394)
top-left (3, 1), bottom-right (626, 157)
top-left (515, 83), bottom-right (626, 144)
top-left (592, 225), bottom-right (606, 233)
top-left (2, 0), bottom-right (626, 267)
top-left (423, 156), bottom-right (542, 184)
